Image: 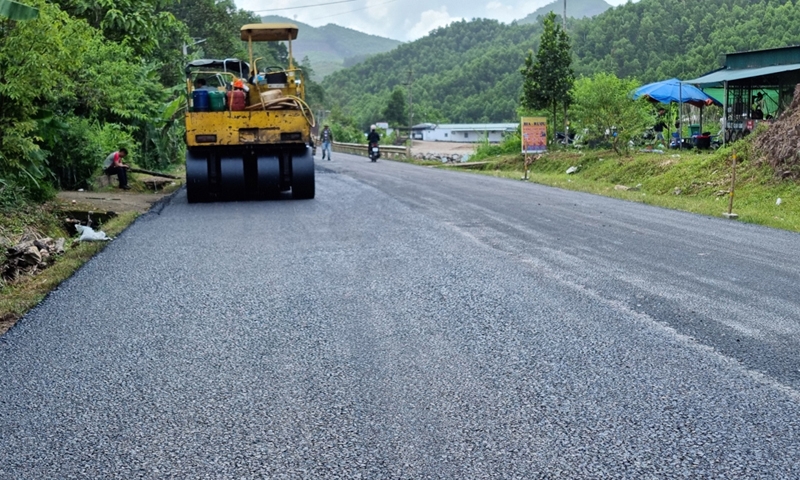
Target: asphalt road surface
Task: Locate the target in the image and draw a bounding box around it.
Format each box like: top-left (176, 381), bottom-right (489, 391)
top-left (2, 152), bottom-right (800, 478)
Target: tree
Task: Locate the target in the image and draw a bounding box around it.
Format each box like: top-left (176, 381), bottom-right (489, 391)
top-left (382, 87), bottom-right (407, 126)
top-left (569, 73), bottom-right (654, 155)
top-left (328, 107), bottom-right (364, 143)
top-left (520, 12), bottom-right (574, 144)
top-left (167, 0), bottom-right (249, 60)
top-left (0, 0), bottom-right (170, 198)
top-left (50, 0), bottom-right (188, 87)
top-left (52, 0), bottom-right (185, 58)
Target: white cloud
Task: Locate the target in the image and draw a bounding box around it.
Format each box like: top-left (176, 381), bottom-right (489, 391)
top-left (366, 0), bottom-right (392, 20)
top-left (484, 1), bottom-right (516, 23)
top-left (407, 7), bottom-right (464, 40)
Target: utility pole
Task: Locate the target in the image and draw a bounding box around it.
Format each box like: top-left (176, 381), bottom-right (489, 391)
top-left (182, 37), bottom-right (206, 56)
top-left (402, 67), bottom-right (414, 145)
top-left (562, 0), bottom-right (568, 148)
top-left (403, 67), bottom-right (414, 130)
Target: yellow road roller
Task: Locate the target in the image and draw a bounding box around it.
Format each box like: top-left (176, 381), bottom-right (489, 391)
top-left (184, 23), bottom-right (315, 202)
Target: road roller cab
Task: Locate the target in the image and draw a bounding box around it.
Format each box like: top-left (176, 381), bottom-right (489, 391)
top-left (184, 23), bottom-right (315, 202)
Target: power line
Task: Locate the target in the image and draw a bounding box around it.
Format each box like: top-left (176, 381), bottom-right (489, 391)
top-left (310, 0), bottom-right (399, 20)
top-left (251, 0), bottom-right (356, 13)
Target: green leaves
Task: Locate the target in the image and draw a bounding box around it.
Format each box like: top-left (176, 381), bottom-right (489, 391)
top-left (0, 0), bottom-right (38, 20)
top-left (55, 0), bottom-right (185, 58)
top-left (382, 87), bottom-right (407, 127)
top-left (166, 0), bottom-right (261, 61)
top-left (0, 0), bottom-right (180, 195)
top-left (570, 73), bottom-right (654, 155)
top-left (328, 107), bottom-right (366, 143)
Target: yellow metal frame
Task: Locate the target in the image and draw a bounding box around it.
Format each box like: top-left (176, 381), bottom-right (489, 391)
top-left (184, 23), bottom-right (314, 148)
top-left (185, 110), bottom-right (309, 147)
top-left (241, 23), bottom-right (298, 73)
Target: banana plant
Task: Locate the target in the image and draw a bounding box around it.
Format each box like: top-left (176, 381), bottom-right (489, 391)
top-left (141, 91), bottom-right (187, 169)
top-left (0, 0), bottom-right (38, 20)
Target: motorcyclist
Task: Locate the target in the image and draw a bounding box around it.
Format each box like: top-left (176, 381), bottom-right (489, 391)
top-left (367, 125), bottom-right (381, 162)
top-left (367, 124), bottom-right (380, 145)
top-left (367, 125), bottom-right (380, 161)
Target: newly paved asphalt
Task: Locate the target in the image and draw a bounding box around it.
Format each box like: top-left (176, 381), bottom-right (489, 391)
top-left (1, 152), bottom-right (799, 478)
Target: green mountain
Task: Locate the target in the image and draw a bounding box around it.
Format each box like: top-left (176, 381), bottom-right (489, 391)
top-left (322, 0), bottom-right (800, 127)
top-left (260, 15), bottom-right (402, 80)
top-left (518, 0), bottom-right (612, 23)
top-left (570, 0), bottom-right (800, 81)
top-left (323, 19), bottom-right (543, 126)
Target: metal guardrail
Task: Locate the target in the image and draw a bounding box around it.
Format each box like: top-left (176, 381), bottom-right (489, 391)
top-left (332, 142), bottom-right (410, 159)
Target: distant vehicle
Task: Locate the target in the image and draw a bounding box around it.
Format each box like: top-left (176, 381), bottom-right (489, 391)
top-left (184, 23), bottom-right (315, 202)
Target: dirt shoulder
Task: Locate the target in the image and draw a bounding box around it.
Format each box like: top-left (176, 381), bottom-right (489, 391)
top-left (56, 176), bottom-right (181, 215)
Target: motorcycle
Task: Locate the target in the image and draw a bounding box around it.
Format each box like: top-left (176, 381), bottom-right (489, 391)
top-left (555, 131), bottom-right (576, 146)
top-left (368, 142), bottom-right (380, 162)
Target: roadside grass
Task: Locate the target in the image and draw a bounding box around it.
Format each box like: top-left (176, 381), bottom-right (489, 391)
top-left (434, 141), bottom-right (800, 233)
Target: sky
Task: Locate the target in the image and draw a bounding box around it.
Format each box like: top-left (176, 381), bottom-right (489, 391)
top-left (235, 0), bottom-right (631, 42)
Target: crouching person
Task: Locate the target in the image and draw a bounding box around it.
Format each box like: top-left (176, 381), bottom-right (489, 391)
top-left (103, 147), bottom-right (130, 190)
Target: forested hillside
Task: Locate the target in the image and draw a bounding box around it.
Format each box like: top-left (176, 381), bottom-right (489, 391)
top-left (517, 0), bottom-right (611, 24)
top-left (261, 15), bottom-right (402, 80)
top-left (323, 19), bottom-right (543, 126)
top-left (322, 0), bottom-right (800, 127)
top-left (571, 0), bottom-right (800, 81)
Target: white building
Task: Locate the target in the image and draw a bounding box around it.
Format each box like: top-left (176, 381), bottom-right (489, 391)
top-left (410, 123), bottom-right (517, 143)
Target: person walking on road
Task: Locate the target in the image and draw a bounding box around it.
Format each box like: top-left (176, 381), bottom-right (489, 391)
top-left (103, 147), bottom-right (130, 190)
top-left (321, 125), bottom-right (333, 160)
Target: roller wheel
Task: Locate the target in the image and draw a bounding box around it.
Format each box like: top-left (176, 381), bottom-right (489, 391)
top-left (291, 148), bottom-right (315, 199)
top-left (256, 156), bottom-right (281, 199)
top-left (186, 150), bottom-right (210, 203)
top-left (219, 156), bottom-right (246, 201)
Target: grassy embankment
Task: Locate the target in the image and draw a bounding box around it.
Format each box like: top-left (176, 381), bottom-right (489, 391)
top-left (0, 167), bottom-right (184, 335)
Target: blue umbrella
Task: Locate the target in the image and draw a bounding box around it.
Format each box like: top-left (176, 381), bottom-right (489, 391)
top-left (633, 78), bottom-right (721, 108)
top-left (633, 78), bottom-right (723, 148)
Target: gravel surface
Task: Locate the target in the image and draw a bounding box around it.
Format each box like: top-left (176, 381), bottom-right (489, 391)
top-left (410, 140), bottom-right (475, 156)
top-left (1, 152), bottom-right (799, 478)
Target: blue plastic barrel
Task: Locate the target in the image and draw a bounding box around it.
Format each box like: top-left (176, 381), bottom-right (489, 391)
top-left (192, 90), bottom-right (210, 112)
